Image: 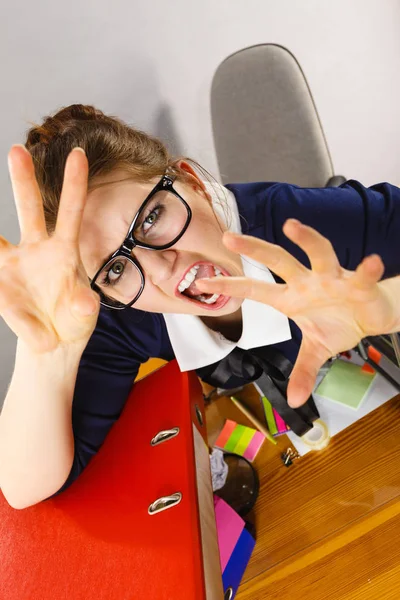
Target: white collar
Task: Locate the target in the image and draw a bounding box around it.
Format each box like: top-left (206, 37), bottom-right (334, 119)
top-left (163, 181), bottom-right (291, 371)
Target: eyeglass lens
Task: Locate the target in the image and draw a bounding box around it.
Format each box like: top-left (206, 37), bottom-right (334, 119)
top-left (93, 190), bottom-right (189, 307)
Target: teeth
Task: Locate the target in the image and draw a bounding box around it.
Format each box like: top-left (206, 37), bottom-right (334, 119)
top-left (178, 264), bottom-right (224, 295)
top-left (178, 279), bottom-right (191, 292)
top-left (202, 293), bottom-right (220, 304)
top-left (178, 265), bottom-right (200, 292)
top-left (185, 271), bottom-right (196, 283)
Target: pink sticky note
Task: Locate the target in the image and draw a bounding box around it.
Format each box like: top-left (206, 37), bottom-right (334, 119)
top-left (273, 408), bottom-right (287, 434)
top-left (214, 496), bottom-right (245, 572)
top-left (243, 431), bottom-right (264, 462)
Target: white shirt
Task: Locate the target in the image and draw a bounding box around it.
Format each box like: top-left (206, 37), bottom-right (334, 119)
top-left (163, 181), bottom-right (292, 371)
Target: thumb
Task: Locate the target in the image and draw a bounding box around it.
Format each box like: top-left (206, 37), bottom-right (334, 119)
top-left (71, 288), bottom-right (100, 319)
top-left (287, 339), bottom-right (328, 408)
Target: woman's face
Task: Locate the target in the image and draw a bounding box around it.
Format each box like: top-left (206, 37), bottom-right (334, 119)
top-left (79, 165), bottom-right (244, 316)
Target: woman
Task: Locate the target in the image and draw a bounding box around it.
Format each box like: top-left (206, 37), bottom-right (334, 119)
top-left (1, 104), bottom-right (399, 509)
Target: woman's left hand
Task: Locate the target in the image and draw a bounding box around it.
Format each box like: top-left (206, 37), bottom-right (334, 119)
top-left (196, 219), bottom-right (398, 409)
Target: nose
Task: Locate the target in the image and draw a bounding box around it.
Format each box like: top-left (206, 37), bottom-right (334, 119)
top-left (134, 248), bottom-right (178, 287)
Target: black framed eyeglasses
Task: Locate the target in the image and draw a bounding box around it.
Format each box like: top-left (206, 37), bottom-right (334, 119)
top-left (90, 174), bottom-right (192, 310)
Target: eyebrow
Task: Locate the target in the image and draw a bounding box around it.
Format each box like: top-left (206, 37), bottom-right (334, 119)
top-left (94, 250), bottom-right (115, 277)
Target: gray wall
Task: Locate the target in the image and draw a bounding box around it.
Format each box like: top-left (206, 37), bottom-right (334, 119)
top-left (1, 0), bottom-right (400, 407)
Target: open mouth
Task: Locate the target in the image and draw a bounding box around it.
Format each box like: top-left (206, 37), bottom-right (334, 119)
top-left (174, 261), bottom-right (231, 310)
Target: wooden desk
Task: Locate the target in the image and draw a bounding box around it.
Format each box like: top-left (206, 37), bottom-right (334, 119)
top-left (205, 384), bottom-right (400, 600)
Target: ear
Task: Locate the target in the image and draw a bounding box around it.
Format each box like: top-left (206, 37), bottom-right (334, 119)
top-left (175, 159), bottom-right (209, 196)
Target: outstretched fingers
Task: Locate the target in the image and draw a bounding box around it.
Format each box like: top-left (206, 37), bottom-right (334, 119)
top-left (8, 145), bottom-right (48, 244)
top-left (282, 219), bottom-right (341, 275)
top-left (286, 338), bottom-right (331, 408)
top-left (54, 148), bottom-right (89, 244)
top-left (221, 230), bottom-right (307, 282)
top-left (351, 254), bottom-right (385, 290)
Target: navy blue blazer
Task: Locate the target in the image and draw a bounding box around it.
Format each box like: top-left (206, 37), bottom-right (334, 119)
top-left (48, 179), bottom-right (400, 498)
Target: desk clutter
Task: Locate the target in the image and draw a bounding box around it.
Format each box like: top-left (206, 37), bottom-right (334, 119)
top-left (253, 382), bottom-right (292, 438)
top-left (214, 419), bottom-right (265, 462)
top-left (261, 396), bottom-right (291, 436)
top-left (212, 344), bottom-right (399, 461)
top-left (215, 496), bottom-right (255, 599)
top-left (315, 356), bottom-right (377, 410)
top-left (287, 348), bottom-right (400, 456)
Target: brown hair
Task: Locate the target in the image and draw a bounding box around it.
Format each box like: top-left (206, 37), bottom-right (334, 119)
top-left (24, 104), bottom-right (220, 235)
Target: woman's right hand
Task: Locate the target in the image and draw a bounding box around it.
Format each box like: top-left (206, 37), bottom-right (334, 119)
top-left (0, 145), bottom-right (100, 354)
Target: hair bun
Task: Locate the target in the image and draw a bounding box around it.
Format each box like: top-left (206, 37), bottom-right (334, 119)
top-left (26, 104), bottom-right (106, 148)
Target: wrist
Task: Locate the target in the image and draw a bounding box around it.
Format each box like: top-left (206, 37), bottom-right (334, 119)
top-left (377, 278), bottom-right (400, 334)
top-left (15, 337), bottom-right (86, 374)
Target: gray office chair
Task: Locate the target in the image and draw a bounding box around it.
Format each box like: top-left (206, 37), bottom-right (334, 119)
top-left (211, 43), bottom-right (346, 187)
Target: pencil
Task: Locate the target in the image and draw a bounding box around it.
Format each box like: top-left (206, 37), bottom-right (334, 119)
top-left (230, 396), bottom-right (277, 445)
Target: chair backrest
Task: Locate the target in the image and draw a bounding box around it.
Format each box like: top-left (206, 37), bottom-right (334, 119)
top-left (211, 44), bottom-right (334, 187)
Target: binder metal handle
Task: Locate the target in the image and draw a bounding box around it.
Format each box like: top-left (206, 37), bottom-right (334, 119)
top-left (148, 493), bottom-right (182, 515)
top-left (150, 427), bottom-right (180, 446)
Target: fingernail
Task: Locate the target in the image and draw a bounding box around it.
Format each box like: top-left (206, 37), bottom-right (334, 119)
top-left (288, 394), bottom-right (303, 408)
top-left (73, 147), bottom-right (86, 155)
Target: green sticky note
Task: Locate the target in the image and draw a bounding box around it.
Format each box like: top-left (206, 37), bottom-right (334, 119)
top-left (233, 426), bottom-right (256, 455)
top-left (224, 424), bottom-right (247, 452)
top-left (315, 359), bottom-right (376, 410)
top-left (262, 397), bottom-right (278, 435)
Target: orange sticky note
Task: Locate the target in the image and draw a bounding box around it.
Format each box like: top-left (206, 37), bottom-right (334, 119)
top-left (367, 345), bottom-right (382, 364)
top-left (361, 363), bottom-right (376, 374)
